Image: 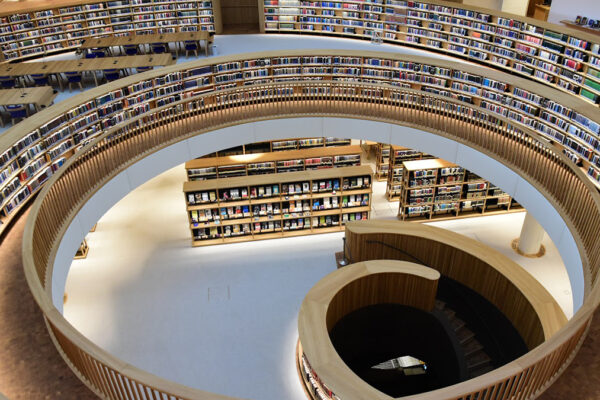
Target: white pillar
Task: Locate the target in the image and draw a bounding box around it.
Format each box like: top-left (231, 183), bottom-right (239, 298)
top-left (518, 212), bottom-right (545, 255)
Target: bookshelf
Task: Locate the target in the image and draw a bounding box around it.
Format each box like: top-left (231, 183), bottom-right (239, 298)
top-left (183, 165), bottom-right (373, 246)
top-left (74, 239), bottom-right (89, 259)
top-left (1, 49), bottom-right (599, 238)
top-left (398, 158), bottom-right (521, 221)
top-left (260, 0), bottom-right (600, 106)
top-left (186, 145), bottom-right (362, 181)
top-left (385, 145), bottom-right (429, 200)
top-left (202, 137), bottom-right (352, 157)
top-left (374, 143), bottom-right (390, 181)
top-left (0, 0), bottom-right (221, 62)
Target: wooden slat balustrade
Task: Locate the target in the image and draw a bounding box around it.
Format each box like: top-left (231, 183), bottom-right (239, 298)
top-left (12, 58), bottom-right (600, 400)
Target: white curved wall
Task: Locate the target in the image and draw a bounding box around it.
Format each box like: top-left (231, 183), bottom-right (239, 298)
top-left (51, 117), bottom-right (583, 314)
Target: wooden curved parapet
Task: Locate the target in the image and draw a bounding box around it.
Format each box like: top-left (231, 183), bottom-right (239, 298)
top-left (5, 50), bottom-right (599, 400)
top-left (325, 260), bottom-right (441, 331)
top-left (299, 260), bottom-right (441, 400)
top-left (342, 220), bottom-right (568, 349)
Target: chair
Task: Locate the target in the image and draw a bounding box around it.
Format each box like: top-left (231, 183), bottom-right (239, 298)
top-left (150, 42), bottom-right (167, 54)
top-left (135, 66), bottom-right (153, 74)
top-left (184, 40), bottom-right (199, 57)
top-left (93, 49), bottom-right (108, 58)
top-left (123, 44), bottom-right (139, 56)
top-left (64, 71), bottom-right (83, 91)
top-left (103, 69), bottom-right (121, 82)
top-left (0, 76), bottom-right (17, 89)
top-left (84, 52), bottom-right (97, 59)
top-left (5, 104), bottom-right (28, 125)
top-left (30, 74), bottom-right (49, 86)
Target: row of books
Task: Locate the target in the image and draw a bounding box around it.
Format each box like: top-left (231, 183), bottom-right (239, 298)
top-left (192, 211), bottom-right (369, 240)
top-left (188, 193), bottom-right (371, 223)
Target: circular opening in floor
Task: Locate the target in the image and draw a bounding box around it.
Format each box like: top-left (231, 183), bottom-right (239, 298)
top-left (329, 303), bottom-right (460, 397)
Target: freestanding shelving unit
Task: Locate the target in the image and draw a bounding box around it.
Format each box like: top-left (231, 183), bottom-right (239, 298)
top-left (183, 165), bottom-right (373, 246)
top-left (0, 0), bottom-right (221, 62)
top-left (186, 145), bottom-right (362, 181)
top-left (374, 143), bottom-right (390, 181)
top-left (398, 159), bottom-right (521, 221)
top-left (385, 145), bottom-right (430, 200)
top-left (201, 137), bottom-right (352, 157)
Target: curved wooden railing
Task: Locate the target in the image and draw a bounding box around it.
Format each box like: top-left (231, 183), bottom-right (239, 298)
top-left (297, 228), bottom-right (568, 400)
top-left (341, 221), bottom-right (568, 350)
top-left (298, 260), bottom-right (441, 400)
top-left (7, 50), bottom-right (599, 399)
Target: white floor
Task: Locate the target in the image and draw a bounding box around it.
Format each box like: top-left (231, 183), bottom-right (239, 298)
top-left (63, 157), bottom-right (572, 400)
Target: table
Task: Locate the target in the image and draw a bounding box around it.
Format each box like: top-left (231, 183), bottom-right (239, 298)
top-left (80, 32), bottom-right (213, 56)
top-left (0, 54), bottom-right (176, 87)
top-left (0, 86), bottom-right (57, 111)
top-left (561, 20), bottom-right (600, 36)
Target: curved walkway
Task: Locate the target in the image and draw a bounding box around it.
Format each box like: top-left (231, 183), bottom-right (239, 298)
top-left (0, 210), bottom-right (597, 399)
top-left (0, 208), bottom-right (94, 400)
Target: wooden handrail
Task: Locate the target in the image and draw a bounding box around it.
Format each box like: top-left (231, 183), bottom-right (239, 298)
top-left (4, 51), bottom-right (597, 400)
top-left (21, 78), bottom-right (599, 400)
top-left (341, 221), bottom-right (568, 349)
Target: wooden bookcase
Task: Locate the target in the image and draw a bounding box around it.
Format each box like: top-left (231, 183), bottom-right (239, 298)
top-left (374, 143), bottom-right (390, 181)
top-left (1, 50), bottom-right (598, 237)
top-left (385, 145), bottom-right (430, 201)
top-left (74, 238), bottom-right (89, 259)
top-left (0, 0), bottom-right (221, 62)
top-left (260, 0), bottom-right (600, 105)
top-left (202, 137), bottom-right (352, 157)
top-left (186, 145), bottom-right (362, 181)
top-left (398, 158), bottom-right (521, 221)
top-left (183, 165), bottom-right (373, 246)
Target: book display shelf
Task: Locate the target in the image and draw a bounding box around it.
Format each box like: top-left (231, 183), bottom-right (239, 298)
top-left (259, 0), bottom-right (600, 106)
top-left (386, 145), bottom-right (431, 200)
top-left (186, 145), bottom-right (362, 181)
top-left (374, 143), bottom-right (389, 180)
top-left (202, 137), bottom-right (352, 157)
top-left (74, 239), bottom-right (89, 259)
top-left (399, 158), bottom-right (521, 221)
top-left (183, 165), bottom-right (373, 246)
top-left (1, 50), bottom-right (598, 237)
top-left (0, 0), bottom-right (221, 62)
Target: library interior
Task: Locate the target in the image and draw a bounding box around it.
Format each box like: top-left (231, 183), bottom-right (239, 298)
top-left (1, 0), bottom-right (600, 399)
